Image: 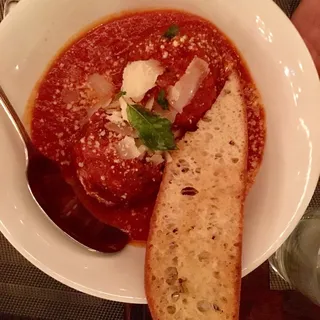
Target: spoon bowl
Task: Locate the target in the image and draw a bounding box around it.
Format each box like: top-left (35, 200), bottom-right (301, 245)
top-left (0, 85), bottom-right (129, 253)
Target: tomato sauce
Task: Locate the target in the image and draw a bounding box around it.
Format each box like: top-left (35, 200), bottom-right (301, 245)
top-left (29, 10), bottom-right (265, 246)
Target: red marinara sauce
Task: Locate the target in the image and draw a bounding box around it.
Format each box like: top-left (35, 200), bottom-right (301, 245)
top-left (29, 10), bottom-right (265, 245)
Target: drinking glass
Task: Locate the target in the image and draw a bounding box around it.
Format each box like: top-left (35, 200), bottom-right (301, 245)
top-left (269, 209), bottom-right (320, 305)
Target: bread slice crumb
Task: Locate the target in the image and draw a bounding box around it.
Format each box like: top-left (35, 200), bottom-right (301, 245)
top-left (145, 72), bottom-right (248, 320)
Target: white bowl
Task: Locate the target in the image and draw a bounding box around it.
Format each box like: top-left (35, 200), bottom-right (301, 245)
top-left (0, 0), bottom-right (319, 303)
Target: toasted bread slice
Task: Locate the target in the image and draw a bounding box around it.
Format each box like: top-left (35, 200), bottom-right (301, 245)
top-left (145, 72), bottom-right (248, 320)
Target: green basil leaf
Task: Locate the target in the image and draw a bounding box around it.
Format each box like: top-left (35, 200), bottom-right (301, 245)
top-left (163, 25), bottom-right (179, 39)
top-left (157, 89), bottom-right (169, 110)
top-left (127, 104), bottom-right (176, 151)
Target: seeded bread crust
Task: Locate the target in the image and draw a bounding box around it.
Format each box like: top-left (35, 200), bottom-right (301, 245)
top-left (145, 72), bottom-right (248, 320)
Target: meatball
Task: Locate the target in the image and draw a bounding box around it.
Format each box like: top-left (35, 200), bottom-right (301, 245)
top-left (73, 112), bottom-right (163, 206)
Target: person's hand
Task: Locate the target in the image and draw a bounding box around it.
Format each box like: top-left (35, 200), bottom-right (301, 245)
top-left (292, 0), bottom-right (320, 74)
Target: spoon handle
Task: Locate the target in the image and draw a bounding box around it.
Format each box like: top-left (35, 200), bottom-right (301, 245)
top-left (0, 85), bottom-right (31, 148)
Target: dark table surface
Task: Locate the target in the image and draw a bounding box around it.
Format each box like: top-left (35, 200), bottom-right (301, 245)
top-left (240, 263), bottom-right (320, 320)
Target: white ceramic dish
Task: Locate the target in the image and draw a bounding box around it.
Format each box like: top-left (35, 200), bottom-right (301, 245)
top-left (0, 0), bottom-right (319, 303)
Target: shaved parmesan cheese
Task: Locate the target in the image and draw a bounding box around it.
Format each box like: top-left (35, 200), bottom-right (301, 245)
top-left (168, 57), bottom-right (209, 113)
top-left (87, 98), bottom-right (112, 118)
top-left (105, 122), bottom-right (135, 137)
top-left (88, 73), bottom-right (114, 99)
top-left (116, 136), bottom-right (142, 160)
top-left (119, 97), bottom-right (129, 122)
top-left (147, 153), bottom-right (165, 166)
top-left (122, 60), bottom-right (164, 102)
top-left (106, 99), bottom-right (121, 112)
top-left (138, 144), bottom-right (148, 154)
top-left (138, 144), bottom-right (148, 159)
top-left (145, 96), bottom-right (155, 111)
top-left (106, 111), bottom-right (124, 125)
top-left (79, 97), bottom-right (112, 127)
top-left (86, 104), bottom-right (102, 119)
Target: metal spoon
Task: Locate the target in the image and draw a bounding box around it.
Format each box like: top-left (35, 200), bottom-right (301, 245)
top-left (0, 85), bottom-right (129, 253)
